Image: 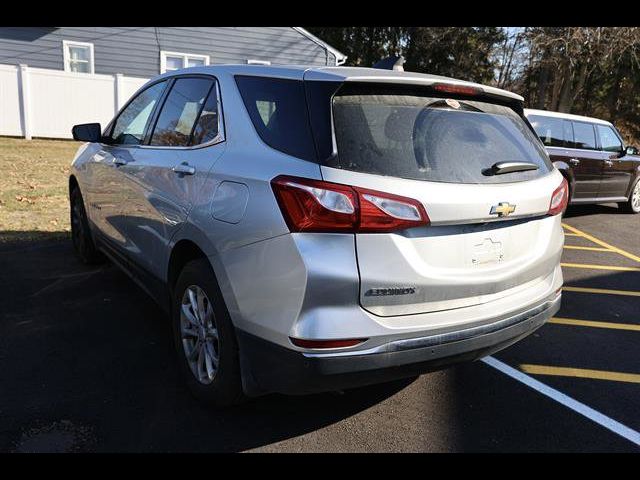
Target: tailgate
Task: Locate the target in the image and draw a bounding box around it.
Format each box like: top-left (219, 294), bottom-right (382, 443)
top-left (322, 167), bottom-right (565, 316)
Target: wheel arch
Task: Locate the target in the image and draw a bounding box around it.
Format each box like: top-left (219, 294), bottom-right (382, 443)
top-left (167, 239), bottom-right (210, 295)
top-left (625, 165), bottom-right (640, 198)
top-left (69, 174), bottom-right (79, 194)
top-left (167, 237), bottom-right (255, 395)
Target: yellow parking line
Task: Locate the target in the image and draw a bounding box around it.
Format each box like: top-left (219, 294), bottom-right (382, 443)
top-left (550, 317), bottom-right (640, 332)
top-left (563, 286), bottom-right (640, 297)
top-left (520, 364), bottom-right (640, 384)
top-left (561, 262), bottom-right (640, 272)
top-left (563, 245), bottom-right (613, 252)
top-left (562, 223), bottom-right (640, 264)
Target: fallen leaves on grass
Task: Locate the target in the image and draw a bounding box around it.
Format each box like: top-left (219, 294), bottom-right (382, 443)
top-left (1, 137), bottom-right (79, 237)
top-left (15, 195), bottom-right (36, 204)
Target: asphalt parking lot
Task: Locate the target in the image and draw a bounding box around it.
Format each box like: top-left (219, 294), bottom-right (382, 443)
top-left (1, 204), bottom-right (639, 452)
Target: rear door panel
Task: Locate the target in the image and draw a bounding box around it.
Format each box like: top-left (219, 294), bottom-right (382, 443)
top-left (569, 121), bottom-right (603, 200)
top-left (569, 148), bottom-right (605, 200)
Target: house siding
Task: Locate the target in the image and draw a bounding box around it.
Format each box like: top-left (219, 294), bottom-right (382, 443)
top-left (0, 27), bottom-right (337, 78)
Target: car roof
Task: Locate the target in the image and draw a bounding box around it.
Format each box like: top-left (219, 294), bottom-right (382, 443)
top-left (524, 108), bottom-right (613, 127)
top-left (157, 64), bottom-right (524, 103)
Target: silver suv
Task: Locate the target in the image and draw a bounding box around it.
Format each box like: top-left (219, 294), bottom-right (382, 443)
top-left (70, 65), bottom-right (566, 406)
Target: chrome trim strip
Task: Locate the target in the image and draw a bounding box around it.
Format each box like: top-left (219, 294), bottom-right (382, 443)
top-left (303, 295), bottom-right (560, 359)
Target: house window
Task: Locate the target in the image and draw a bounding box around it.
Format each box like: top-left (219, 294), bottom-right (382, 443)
top-left (160, 51), bottom-right (210, 73)
top-left (63, 40), bottom-right (94, 74)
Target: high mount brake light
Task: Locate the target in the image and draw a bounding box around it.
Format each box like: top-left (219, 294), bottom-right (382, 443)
top-left (432, 83), bottom-right (483, 96)
top-left (271, 175), bottom-right (430, 233)
top-left (548, 177), bottom-right (569, 216)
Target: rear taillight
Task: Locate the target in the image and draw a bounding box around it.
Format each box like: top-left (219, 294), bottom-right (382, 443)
top-left (271, 175), bottom-right (430, 233)
top-left (270, 177), bottom-right (358, 232)
top-left (548, 177), bottom-right (569, 216)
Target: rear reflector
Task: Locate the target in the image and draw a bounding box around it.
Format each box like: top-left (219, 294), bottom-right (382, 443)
top-left (432, 83), bottom-right (483, 96)
top-left (290, 337), bottom-right (367, 349)
top-left (548, 177), bottom-right (569, 216)
top-left (271, 175), bottom-right (430, 233)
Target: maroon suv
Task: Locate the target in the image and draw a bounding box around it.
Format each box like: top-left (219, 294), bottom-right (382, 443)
top-left (525, 109), bottom-right (640, 214)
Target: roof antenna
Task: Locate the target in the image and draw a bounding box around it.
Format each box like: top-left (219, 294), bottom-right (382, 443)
top-left (373, 55), bottom-right (405, 72)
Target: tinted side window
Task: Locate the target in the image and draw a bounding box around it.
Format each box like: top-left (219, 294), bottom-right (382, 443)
top-left (563, 120), bottom-right (574, 148)
top-left (572, 122), bottom-right (597, 150)
top-left (528, 114), bottom-right (564, 147)
top-left (596, 125), bottom-right (623, 152)
top-left (150, 77), bottom-right (214, 147)
top-left (191, 85), bottom-right (221, 145)
top-left (235, 75), bottom-right (316, 161)
top-left (111, 81), bottom-right (167, 145)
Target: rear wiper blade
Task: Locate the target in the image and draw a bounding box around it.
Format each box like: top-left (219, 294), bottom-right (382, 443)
top-left (487, 161), bottom-right (539, 175)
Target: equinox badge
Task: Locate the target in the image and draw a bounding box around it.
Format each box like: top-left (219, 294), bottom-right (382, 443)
top-left (490, 202), bottom-right (516, 217)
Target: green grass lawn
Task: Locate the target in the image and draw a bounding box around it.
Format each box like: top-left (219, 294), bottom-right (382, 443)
top-left (0, 137), bottom-right (82, 243)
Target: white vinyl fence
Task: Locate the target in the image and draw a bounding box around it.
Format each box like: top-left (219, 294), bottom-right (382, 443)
top-left (0, 63), bottom-right (149, 139)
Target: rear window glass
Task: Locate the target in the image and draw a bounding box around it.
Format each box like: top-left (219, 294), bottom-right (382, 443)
top-left (150, 77), bottom-right (213, 147)
top-left (572, 122), bottom-right (597, 150)
top-left (331, 93), bottom-right (552, 184)
top-left (191, 85), bottom-right (221, 145)
top-left (527, 114), bottom-right (565, 147)
top-left (235, 76), bottom-right (316, 161)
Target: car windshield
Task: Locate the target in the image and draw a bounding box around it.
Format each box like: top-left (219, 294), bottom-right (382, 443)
top-left (330, 92), bottom-right (552, 184)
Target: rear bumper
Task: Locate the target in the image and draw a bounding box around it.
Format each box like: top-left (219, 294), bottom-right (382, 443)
top-left (237, 293), bottom-right (561, 396)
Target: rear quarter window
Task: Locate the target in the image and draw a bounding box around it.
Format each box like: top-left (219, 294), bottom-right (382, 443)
top-left (235, 75), bottom-right (316, 161)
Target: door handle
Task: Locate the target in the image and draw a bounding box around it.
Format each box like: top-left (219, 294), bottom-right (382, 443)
top-left (569, 158), bottom-right (580, 166)
top-left (604, 160), bottom-right (614, 167)
top-left (112, 156), bottom-right (128, 166)
top-left (172, 162), bottom-right (196, 175)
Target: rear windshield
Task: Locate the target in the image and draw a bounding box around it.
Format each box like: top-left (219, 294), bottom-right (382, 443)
top-left (331, 91), bottom-right (552, 184)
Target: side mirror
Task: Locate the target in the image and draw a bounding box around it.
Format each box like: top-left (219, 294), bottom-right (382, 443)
top-left (626, 145), bottom-right (639, 156)
top-left (72, 123), bottom-right (102, 142)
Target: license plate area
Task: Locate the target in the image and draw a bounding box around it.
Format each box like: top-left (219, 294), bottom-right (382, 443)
top-left (466, 231), bottom-right (507, 267)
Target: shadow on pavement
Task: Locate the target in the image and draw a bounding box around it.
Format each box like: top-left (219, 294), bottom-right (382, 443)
top-left (564, 203), bottom-right (624, 219)
top-left (3, 229), bottom-right (638, 452)
top-left (0, 232), bottom-right (414, 452)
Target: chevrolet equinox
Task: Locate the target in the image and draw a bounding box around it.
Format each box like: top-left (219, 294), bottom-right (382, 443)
top-left (69, 65), bottom-right (566, 406)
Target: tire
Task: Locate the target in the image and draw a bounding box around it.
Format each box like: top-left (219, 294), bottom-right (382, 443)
top-left (172, 258), bottom-right (245, 407)
top-left (70, 186), bottom-right (105, 264)
top-left (619, 178), bottom-right (640, 214)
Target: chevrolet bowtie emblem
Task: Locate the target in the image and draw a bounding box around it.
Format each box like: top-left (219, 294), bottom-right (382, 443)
top-left (490, 202), bottom-right (516, 217)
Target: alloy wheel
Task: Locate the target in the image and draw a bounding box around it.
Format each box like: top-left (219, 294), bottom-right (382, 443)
top-left (180, 285), bottom-right (220, 385)
top-left (632, 182), bottom-right (640, 211)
